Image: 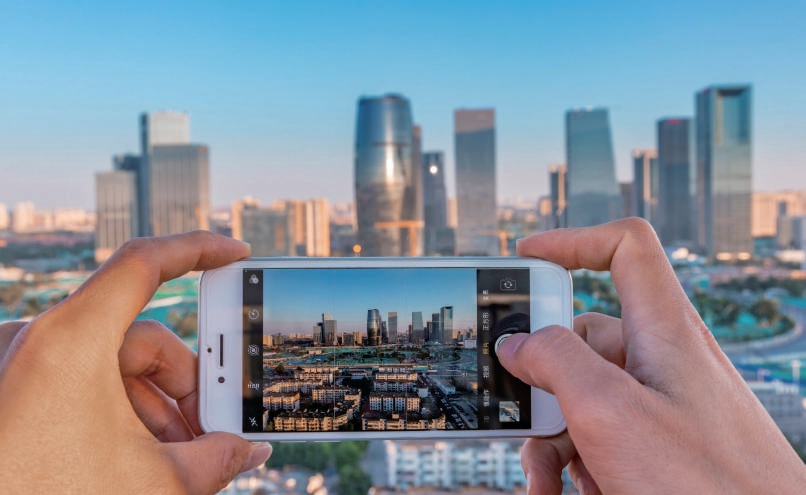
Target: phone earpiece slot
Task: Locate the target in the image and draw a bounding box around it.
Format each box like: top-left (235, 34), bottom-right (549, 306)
top-left (218, 334), bottom-right (224, 368)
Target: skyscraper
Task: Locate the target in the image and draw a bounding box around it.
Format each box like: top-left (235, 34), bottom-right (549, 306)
top-left (657, 118), bottom-right (693, 246)
top-left (139, 111), bottom-right (190, 236)
top-left (149, 144), bottom-right (210, 236)
top-left (322, 313), bottom-right (337, 346)
top-left (422, 151), bottom-right (451, 255)
top-left (354, 94), bottom-right (422, 257)
top-left (387, 312), bottom-right (398, 344)
top-left (631, 149), bottom-right (659, 226)
top-left (695, 85), bottom-right (753, 259)
top-left (548, 164), bottom-right (567, 229)
top-left (94, 170), bottom-right (138, 263)
top-left (455, 109), bottom-right (498, 256)
top-left (440, 306), bottom-right (453, 345)
top-left (411, 311), bottom-right (424, 344)
top-left (367, 308), bottom-right (382, 346)
top-left (240, 206), bottom-right (293, 257)
top-left (565, 108), bottom-right (621, 227)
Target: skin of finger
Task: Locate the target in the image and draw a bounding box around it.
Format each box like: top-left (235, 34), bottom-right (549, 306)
top-left (0, 321), bottom-right (26, 363)
top-left (516, 219), bottom-right (714, 391)
top-left (162, 433), bottom-right (269, 495)
top-left (123, 376), bottom-right (195, 443)
top-left (568, 455), bottom-right (603, 495)
top-left (118, 320), bottom-right (203, 434)
top-left (43, 231), bottom-right (250, 355)
top-left (573, 312), bottom-right (626, 368)
top-left (520, 435), bottom-right (576, 495)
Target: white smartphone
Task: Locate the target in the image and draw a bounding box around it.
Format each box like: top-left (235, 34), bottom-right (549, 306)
top-left (198, 257), bottom-right (572, 441)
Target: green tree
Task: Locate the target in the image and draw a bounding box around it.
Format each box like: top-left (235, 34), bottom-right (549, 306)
top-left (750, 299), bottom-right (779, 326)
top-left (336, 464), bottom-right (372, 495)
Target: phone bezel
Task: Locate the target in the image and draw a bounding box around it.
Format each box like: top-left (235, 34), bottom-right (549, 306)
top-left (199, 257), bottom-right (571, 441)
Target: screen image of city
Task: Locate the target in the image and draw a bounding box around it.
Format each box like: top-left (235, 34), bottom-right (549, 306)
top-left (241, 267), bottom-right (531, 434)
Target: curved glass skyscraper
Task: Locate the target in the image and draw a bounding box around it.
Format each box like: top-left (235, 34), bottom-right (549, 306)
top-left (354, 94), bottom-right (422, 256)
top-left (366, 308), bottom-right (381, 346)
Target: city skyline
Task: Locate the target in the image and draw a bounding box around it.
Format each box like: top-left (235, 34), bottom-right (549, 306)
top-left (261, 268), bottom-right (476, 335)
top-left (2, 2), bottom-right (804, 210)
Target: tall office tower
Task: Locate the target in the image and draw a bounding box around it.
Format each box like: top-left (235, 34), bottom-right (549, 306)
top-left (440, 306), bottom-right (453, 345)
top-left (388, 312), bottom-right (398, 344)
top-left (305, 198), bottom-right (331, 257)
top-left (240, 206), bottom-right (293, 256)
top-left (657, 118), bottom-right (693, 246)
top-left (94, 170), bottom-right (139, 263)
top-left (430, 312), bottom-right (441, 343)
top-left (139, 111), bottom-right (191, 236)
top-left (411, 311), bottom-right (424, 344)
top-left (367, 309), bottom-right (382, 346)
top-left (454, 109), bottom-right (498, 255)
top-left (149, 144), bottom-right (210, 236)
top-left (422, 151), bottom-right (453, 255)
top-left (354, 94), bottom-right (422, 257)
top-left (695, 85), bottom-right (753, 259)
top-left (565, 108), bottom-right (621, 227)
top-left (322, 313), bottom-right (338, 346)
top-left (631, 150), bottom-right (659, 226)
top-left (381, 321), bottom-right (388, 344)
top-left (548, 164), bottom-right (568, 229)
top-left (0, 204), bottom-right (9, 231)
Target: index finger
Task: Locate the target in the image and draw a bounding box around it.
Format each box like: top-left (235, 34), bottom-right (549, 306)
top-left (517, 218), bottom-right (699, 348)
top-left (47, 231), bottom-right (250, 351)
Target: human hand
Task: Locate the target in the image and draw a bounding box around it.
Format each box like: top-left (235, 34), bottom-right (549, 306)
top-left (0, 232), bottom-right (271, 494)
top-left (496, 219), bottom-right (806, 494)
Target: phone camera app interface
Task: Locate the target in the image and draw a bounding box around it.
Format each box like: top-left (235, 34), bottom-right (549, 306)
top-left (241, 267), bottom-right (531, 433)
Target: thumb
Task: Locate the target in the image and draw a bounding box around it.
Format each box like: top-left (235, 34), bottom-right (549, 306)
top-left (163, 432), bottom-right (272, 495)
top-left (496, 326), bottom-right (627, 407)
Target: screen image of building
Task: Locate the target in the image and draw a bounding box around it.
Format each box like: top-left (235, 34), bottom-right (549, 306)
top-left (367, 308), bottom-right (382, 346)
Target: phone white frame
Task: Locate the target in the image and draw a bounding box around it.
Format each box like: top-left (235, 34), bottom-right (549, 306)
top-left (199, 257), bottom-right (571, 441)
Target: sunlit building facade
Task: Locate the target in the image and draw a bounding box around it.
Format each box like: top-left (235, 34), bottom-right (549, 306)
top-left (565, 108), bottom-right (621, 227)
top-left (454, 109), bottom-right (497, 256)
top-left (367, 308), bottom-right (382, 346)
top-left (354, 95), bottom-right (422, 257)
top-left (695, 85), bottom-right (753, 259)
top-left (631, 149), bottom-right (659, 226)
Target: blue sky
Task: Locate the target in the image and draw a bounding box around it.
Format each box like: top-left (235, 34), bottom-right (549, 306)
top-left (262, 268), bottom-right (476, 335)
top-left (1, 1), bottom-right (804, 210)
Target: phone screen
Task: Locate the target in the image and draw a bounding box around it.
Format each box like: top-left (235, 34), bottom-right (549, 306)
top-left (241, 267), bottom-right (531, 434)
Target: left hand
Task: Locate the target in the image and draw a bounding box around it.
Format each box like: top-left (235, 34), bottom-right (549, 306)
top-left (0, 231), bottom-right (271, 494)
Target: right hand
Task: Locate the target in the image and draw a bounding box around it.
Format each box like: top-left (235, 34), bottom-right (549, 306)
top-left (496, 218), bottom-right (806, 494)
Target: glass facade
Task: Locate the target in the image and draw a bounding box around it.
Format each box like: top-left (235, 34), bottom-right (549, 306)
top-left (94, 170), bottom-right (138, 263)
top-left (354, 95), bottom-right (422, 257)
top-left (149, 144), bottom-right (210, 237)
top-left (565, 108), bottom-right (621, 227)
top-left (422, 151), bottom-right (451, 255)
top-left (454, 109), bottom-right (497, 256)
top-left (139, 111), bottom-right (191, 236)
top-left (656, 117), bottom-right (693, 247)
top-left (695, 85), bottom-right (753, 258)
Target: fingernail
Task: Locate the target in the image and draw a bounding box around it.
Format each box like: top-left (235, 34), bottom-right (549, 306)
top-left (525, 472), bottom-right (535, 495)
top-left (243, 442), bottom-right (272, 472)
top-left (495, 332), bottom-right (527, 360)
